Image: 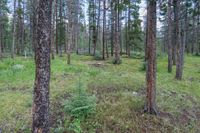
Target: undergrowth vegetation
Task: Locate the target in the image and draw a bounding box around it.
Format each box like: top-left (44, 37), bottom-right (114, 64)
top-left (0, 54), bottom-right (200, 132)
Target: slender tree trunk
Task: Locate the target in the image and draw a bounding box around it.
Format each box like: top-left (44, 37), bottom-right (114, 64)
top-left (111, 0), bottom-right (114, 56)
top-left (51, 0), bottom-right (57, 60)
top-left (175, 0), bottom-right (183, 80)
top-left (144, 0), bottom-right (157, 115)
top-left (125, 7), bottom-right (128, 55)
top-left (59, 0), bottom-right (63, 57)
top-left (102, 0), bottom-right (106, 60)
top-left (92, 0), bottom-right (97, 56)
top-left (127, 5), bottom-right (131, 57)
top-left (167, 0), bottom-right (173, 73)
top-left (67, 0), bottom-right (74, 65)
top-left (32, 0), bottom-right (51, 132)
top-left (96, 0), bottom-right (101, 55)
top-left (11, 0), bottom-right (17, 58)
top-left (56, 2), bottom-right (59, 55)
top-left (0, 24), bottom-right (2, 58)
top-left (113, 0), bottom-right (121, 64)
top-left (88, 8), bottom-right (91, 54)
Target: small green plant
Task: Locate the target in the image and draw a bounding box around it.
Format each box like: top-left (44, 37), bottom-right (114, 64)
top-left (93, 51), bottom-right (102, 60)
top-left (112, 58), bottom-right (122, 64)
top-left (140, 61), bottom-right (147, 71)
top-left (130, 51), bottom-right (144, 59)
top-left (63, 91), bottom-right (96, 119)
top-left (68, 119), bottom-right (82, 133)
top-left (63, 75), bottom-right (96, 132)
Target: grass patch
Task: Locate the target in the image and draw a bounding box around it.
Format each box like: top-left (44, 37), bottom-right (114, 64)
top-left (0, 54), bottom-right (199, 132)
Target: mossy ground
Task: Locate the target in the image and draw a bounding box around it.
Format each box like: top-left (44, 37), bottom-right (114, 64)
top-left (0, 54), bottom-right (199, 132)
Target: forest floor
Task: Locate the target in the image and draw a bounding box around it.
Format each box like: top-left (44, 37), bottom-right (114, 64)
top-left (0, 54), bottom-right (200, 133)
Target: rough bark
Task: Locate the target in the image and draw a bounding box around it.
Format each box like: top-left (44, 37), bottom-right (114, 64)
top-left (144, 0), bottom-right (157, 115)
top-left (32, 0), bottom-right (51, 132)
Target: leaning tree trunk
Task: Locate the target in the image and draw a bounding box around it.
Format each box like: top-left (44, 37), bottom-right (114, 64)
top-left (167, 0), bottom-right (173, 73)
top-left (32, 0), bottom-right (52, 132)
top-left (144, 0), bottom-right (157, 115)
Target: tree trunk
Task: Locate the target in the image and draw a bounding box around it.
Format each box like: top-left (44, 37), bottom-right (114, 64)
top-left (59, 0), bottom-right (63, 57)
top-left (174, 0), bottom-right (184, 80)
top-left (167, 0), bottom-right (173, 73)
top-left (0, 24), bottom-right (2, 58)
top-left (127, 5), bottom-right (131, 57)
top-left (67, 0), bottom-right (74, 65)
top-left (92, 0), bottom-right (97, 56)
top-left (113, 0), bottom-right (121, 64)
top-left (102, 0), bottom-right (106, 60)
top-left (110, 0), bottom-right (114, 56)
top-left (51, 0), bottom-right (57, 60)
top-left (11, 0), bottom-right (17, 58)
top-left (144, 0), bottom-right (157, 115)
top-left (32, 0), bottom-right (51, 132)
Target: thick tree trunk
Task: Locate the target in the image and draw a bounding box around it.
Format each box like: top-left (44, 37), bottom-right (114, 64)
top-left (32, 0), bottom-right (51, 132)
top-left (144, 0), bottom-right (157, 115)
top-left (167, 0), bottom-right (173, 73)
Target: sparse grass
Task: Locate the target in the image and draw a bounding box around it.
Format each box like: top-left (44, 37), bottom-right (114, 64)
top-left (0, 54), bottom-right (200, 132)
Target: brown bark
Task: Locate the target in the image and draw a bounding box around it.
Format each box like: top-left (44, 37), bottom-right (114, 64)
top-left (51, 0), bottom-right (57, 60)
top-left (144, 0), bottom-right (157, 115)
top-left (127, 5), bottom-right (131, 57)
top-left (113, 0), bottom-right (121, 64)
top-left (167, 0), bottom-right (173, 73)
top-left (32, 0), bottom-right (51, 132)
top-left (11, 0), bottom-right (17, 58)
top-left (102, 0), bottom-right (106, 60)
top-left (92, 0), bottom-right (97, 56)
top-left (110, 0), bottom-right (114, 56)
top-left (174, 0), bottom-right (184, 80)
top-left (16, 0), bottom-right (23, 55)
top-left (67, 0), bottom-right (74, 65)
